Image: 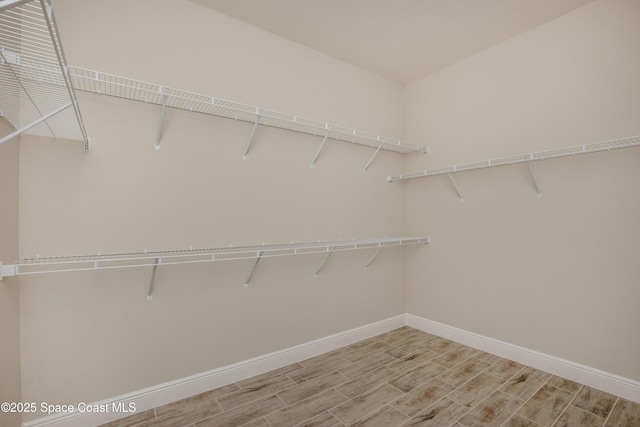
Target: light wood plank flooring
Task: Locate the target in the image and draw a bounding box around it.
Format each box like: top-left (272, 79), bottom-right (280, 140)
top-left (99, 327), bottom-right (640, 426)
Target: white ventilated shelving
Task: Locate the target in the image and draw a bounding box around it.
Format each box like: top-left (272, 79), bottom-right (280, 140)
top-left (1, 0), bottom-right (425, 167)
top-left (0, 0), bottom-right (89, 149)
top-left (66, 66), bottom-right (428, 170)
top-left (0, 237), bottom-right (430, 299)
top-left (387, 135), bottom-right (640, 199)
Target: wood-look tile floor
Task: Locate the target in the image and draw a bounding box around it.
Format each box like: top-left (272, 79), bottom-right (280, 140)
top-left (100, 327), bottom-right (640, 427)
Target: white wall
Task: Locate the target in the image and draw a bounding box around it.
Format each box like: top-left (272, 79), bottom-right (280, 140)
top-left (403, 0), bottom-right (640, 381)
top-left (19, 0), bottom-right (408, 420)
top-left (0, 131), bottom-right (21, 427)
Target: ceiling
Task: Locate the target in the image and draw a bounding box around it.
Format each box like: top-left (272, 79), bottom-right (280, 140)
top-left (191, 0), bottom-right (595, 85)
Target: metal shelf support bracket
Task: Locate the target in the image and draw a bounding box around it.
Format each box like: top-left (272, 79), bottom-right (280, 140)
top-left (364, 247), bottom-right (384, 269)
top-left (447, 172), bottom-right (464, 202)
top-left (362, 138), bottom-right (386, 173)
top-left (154, 90), bottom-right (169, 150)
top-left (310, 127), bottom-right (332, 167)
top-left (0, 103), bottom-right (72, 146)
top-left (314, 247), bottom-right (335, 277)
top-left (147, 257), bottom-right (160, 301)
top-left (244, 251), bottom-right (263, 288)
top-left (527, 161), bottom-right (542, 198)
top-left (243, 110), bottom-right (262, 160)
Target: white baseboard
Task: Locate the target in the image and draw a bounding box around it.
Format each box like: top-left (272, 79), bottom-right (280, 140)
top-left (23, 313), bottom-right (640, 426)
top-left (22, 315), bottom-right (405, 427)
top-left (405, 313), bottom-right (640, 404)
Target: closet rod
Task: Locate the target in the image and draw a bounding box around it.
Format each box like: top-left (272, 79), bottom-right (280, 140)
top-left (0, 237), bottom-right (429, 279)
top-left (387, 135), bottom-right (640, 182)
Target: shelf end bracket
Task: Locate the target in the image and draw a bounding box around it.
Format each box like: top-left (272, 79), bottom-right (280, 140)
top-left (1, 262), bottom-right (18, 280)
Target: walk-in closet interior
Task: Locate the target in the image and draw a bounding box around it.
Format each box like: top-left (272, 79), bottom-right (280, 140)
top-left (1, 0), bottom-right (639, 426)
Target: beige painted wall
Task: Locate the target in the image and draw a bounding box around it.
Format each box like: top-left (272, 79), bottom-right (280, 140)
top-left (0, 131), bottom-right (21, 427)
top-left (19, 0), bottom-right (409, 419)
top-left (403, 0), bottom-right (640, 380)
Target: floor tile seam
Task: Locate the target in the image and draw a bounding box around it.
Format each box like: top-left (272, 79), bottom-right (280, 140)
top-left (571, 387), bottom-right (617, 420)
top-left (435, 355), bottom-right (494, 386)
top-left (289, 411), bottom-right (345, 427)
top-left (296, 354), bottom-right (352, 370)
top-left (204, 394), bottom-right (289, 426)
top-left (244, 394), bottom-right (296, 427)
top-left (430, 351), bottom-right (479, 370)
top-left (218, 379), bottom-right (297, 412)
top-left (276, 371), bottom-right (352, 406)
top-left (496, 365), bottom-right (543, 401)
top-left (440, 373), bottom-right (505, 411)
top-left (500, 412), bottom-right (544, 427)
top-left (507, 382), bottom-right (578, 425)
top-left (391, 368), bottom-right (450, 394)
top-left (547, 383), bottom-right (585, 426)
top-left (500, 383), bottom-right (548, 427)
top-left (456, 388), bottom-right (523, 427)
top-left (390, 401), bottom-right (414, 420)
top-left (330, 385), bottom-right (355, 402)
top-left (601, 396), bottom-right (620, 426)
top-left (348, 403), bottom-right (406, 426)
top-left (394, 396), bottom-right (471, 427)
top-left (325, 393), bottom-right (363, 426)
top-left (149, 395), bottom-right (223, 423)
top-left (378, 360), bottom-right (404, 377)
top-left (344, 347), bottom-right (395, 364)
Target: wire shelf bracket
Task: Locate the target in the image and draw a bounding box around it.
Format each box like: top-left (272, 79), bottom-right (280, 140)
top-left (387, 135), bottom-right (640, 198)
top-left (243, 251), bottom-right (263, 288)
top-left (0, 0), bottom-right (90, 149)
top-left (1, 237), bottom-right (429, 299)
top-left (66, 66), bottom-right (428, 168)
top-left (146, 257), bottom-right (160, 301)
top-left (154, 90), bottom-right (168, 150)
top-left (313, 246), bottom-right (335, 278)
top-left (310, 126), bottom-right (332, 167)
top-left (243, 109), bottom-right (261, 160)
top-left (527, 160), bottom-right (542, 198)
top-left (447, 172), bottom-right (464, 202)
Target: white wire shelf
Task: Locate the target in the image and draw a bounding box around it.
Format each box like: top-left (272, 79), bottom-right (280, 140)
top-left (1, 237), bottom-right (429, 299)
top-left (0, 0), bottom-right (88, 149)
top-left (387, 135), bottom-right (640, 182)
top-left (66, 66), bottom-right (428, 162)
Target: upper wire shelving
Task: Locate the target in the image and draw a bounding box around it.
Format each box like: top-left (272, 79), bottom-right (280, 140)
top-left (388, 135), bottom-right (640, 182)
top-left (387, 135), bottom-right (640, 199)
top-left (67, 66), bottom-right (428, 170)
top-left (0, 0), bottom-right (89, 149)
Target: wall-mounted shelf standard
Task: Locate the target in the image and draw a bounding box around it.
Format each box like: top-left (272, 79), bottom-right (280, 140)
top-left (0, 0), bottom-right (89, 149)
top-left (387, 135), bottom-right (640, 199)
top-left (66, 66), bottom-right (428, 170)
top-left (0, 237), bottom-right (430, 300)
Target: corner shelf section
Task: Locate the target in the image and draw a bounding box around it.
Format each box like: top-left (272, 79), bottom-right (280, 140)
top-left (0, 237), bottom-right (430, 299)
top-left (0, 0), bottom-right (89, 149)
top-left (66, 66), bottom-right (428, 169)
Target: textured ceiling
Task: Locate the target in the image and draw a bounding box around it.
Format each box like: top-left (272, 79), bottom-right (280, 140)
top-left (190, 0), bottom-right (596, 85)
